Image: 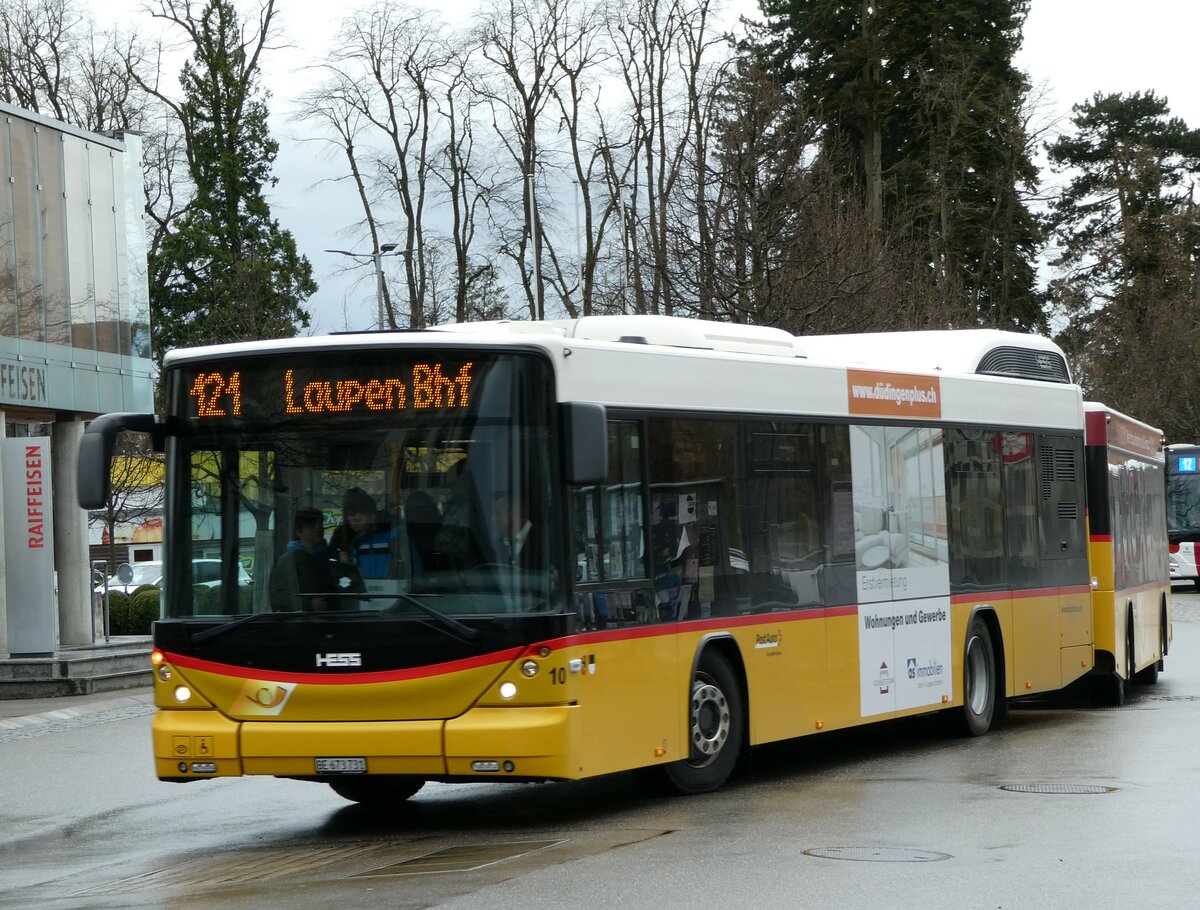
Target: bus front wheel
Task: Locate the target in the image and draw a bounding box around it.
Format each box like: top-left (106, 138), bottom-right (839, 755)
top-left (328, 776), bottom-right (424, 805)
top-left (956, 615), bottom-right (997, 737)
top-left (653, 650), bottom-right (744, 795)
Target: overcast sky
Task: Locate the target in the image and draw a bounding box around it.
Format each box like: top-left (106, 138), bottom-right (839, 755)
top-left (91, 1), bottom-right (1200, 334)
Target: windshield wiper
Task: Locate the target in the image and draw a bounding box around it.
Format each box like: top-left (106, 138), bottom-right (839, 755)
top-left (387, 592), bottom-right (482, 644)
top-left (190, 611), bottom-right (298, 645)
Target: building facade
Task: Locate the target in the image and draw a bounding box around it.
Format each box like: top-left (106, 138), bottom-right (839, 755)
top-left (0, 102), bottom-right (153, 656)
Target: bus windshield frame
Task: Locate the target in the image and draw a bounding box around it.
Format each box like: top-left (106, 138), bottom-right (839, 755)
top-left (1167, 447), bottom-right (1200, 539)
top-left (161, 347), bottom-right (563, 620)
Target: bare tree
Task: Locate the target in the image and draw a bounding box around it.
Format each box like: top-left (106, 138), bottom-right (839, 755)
top-left (608, 0), bottom-right (715, 315)
top-left (542, 0), bottom-right (617, 317)
top-left (300, 3), bottom-right (462, 329)
top-left (430, 35), bottom-right (502, 323)
top-left (474, 0), bottom-right (569, 319)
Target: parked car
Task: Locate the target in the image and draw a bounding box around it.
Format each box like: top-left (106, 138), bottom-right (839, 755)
top-left (94, 559), bottom-right (250, 595)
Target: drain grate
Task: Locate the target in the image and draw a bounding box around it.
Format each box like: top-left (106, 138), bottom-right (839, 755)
top-left (1000, 783), bottom-right (1116, 795)
top-left (803, 847), bottom-right (951, 863)
top-left (353, 839), bottom-right (565, 877)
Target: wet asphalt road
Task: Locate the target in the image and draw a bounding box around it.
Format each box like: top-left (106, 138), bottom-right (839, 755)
top-left (3, 594), bottom-right (1200, 909)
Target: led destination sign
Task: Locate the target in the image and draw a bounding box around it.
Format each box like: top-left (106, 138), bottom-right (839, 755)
top-left (185, 360), bottom-right (476, 421)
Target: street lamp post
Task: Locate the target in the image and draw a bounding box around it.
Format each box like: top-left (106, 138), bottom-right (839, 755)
top-left (325, 243), bottom-right (401, 329)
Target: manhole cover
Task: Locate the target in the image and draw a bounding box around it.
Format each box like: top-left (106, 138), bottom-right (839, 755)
top-left (803, 847), bottom-right (951, 863)
top-left (1000, 783), bottom-right (1116, 795)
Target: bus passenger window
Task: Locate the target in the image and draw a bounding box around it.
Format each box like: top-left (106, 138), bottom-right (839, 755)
top-left (647, 418), bottom-right (742, 620)
top-left (571, 420), bottom-right (646, 586)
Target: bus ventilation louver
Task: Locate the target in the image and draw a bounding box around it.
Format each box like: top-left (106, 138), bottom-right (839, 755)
top-left (975, 347), bottom-right (1070, 383)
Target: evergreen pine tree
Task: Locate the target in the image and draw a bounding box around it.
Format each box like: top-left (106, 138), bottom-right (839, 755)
top-left (755, 0), bottom-right (1043, 329)
top-left (1046, 91), bottom-right (1200, 433)
top-left (149, 0), bottom-right (315, 365)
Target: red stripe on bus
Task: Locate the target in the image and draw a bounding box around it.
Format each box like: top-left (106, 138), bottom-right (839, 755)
top-left (950, 584), bottom-right (1089, 605)
top-left (161, 582), bottom-right (1110, 683)
top-left (529, 605), bottom-right (856, 652)
top-left (161, 647), bottom-right (524, 685)
top-left (1090, 534), bottom-right (1113, 542)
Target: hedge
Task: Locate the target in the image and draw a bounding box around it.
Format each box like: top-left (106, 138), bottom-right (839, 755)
top-left (108, 587), bottom-right (161, 635)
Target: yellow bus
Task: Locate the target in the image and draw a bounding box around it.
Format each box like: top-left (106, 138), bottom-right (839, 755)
top-left (79, 316), bottom-right (1116, 802)
top-left (1084, 403), bottom-right (1171, 705)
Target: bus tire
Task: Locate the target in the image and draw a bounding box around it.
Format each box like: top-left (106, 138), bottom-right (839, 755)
top-left (1094, 612), bottom-right (1134, 706)
top-left (656, 649), bottom-right (744, 795)
top-left (328, 776), bottom-right (424, 805)
top-left (956, 615), bottom-right (997, 737)
top-left (1093, 671), bottom-right (1124, 706)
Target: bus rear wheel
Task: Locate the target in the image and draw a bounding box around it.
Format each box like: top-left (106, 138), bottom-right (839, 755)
top-left (652, 650), bottom-right (744, 795)
top-left (956, 615), bottom-right (997, 737)
top-left (328, 776), bottom-right (424, 805)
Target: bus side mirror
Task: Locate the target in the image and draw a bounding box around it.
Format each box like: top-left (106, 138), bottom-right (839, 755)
top-left (562, 402), bottom-right (607, 486)
top-left (77, 412), bottom-right (160, 509)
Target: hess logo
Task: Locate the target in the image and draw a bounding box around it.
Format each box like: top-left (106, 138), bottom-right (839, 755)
top-left (315, 652), bottom-right (362, 668)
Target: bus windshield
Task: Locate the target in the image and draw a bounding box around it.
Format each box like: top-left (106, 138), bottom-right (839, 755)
top-left (1167, 447), bottom-right (1200, 538)
top-left (163, 350), bottom-right (561, 619)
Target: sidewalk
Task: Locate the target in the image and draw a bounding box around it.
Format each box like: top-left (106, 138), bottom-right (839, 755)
top-left (0, 686), bottom-right (153, 730)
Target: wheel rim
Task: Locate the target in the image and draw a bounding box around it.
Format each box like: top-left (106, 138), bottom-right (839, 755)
top-left (687, 672), bottom-right (730, 767)
top-left (964, 634), bottom-right (990, 716)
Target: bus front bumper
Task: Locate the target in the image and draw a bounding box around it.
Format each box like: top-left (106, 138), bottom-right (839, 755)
top-left (153, 705), bottom-right (582, 782)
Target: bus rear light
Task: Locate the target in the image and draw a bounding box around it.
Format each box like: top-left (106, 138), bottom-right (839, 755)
top-left (1169, 543), bottom-right (1180, 554)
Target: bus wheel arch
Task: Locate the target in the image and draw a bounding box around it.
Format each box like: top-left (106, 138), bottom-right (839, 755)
top-left (956, 609), bottom-right (1001, 737)
top-left (650, 636), bottom-right (747, 795)
top-left (1160, 594), bottom-right (1169, 661)
top-left (1125, 603), bottom-right (1136, 680)
top-left (1133, 600), bottom-right (1161, 685)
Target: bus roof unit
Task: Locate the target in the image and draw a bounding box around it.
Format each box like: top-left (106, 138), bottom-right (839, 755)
top-left (800, 328), bottom-right (1071, 383)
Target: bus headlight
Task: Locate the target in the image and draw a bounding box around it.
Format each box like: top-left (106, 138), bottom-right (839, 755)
top-left (173, 685), bottom-right (192, 703)
top-left (499, 682), bottom-right (518, 700)
top-left (521, 660), bottom-right (539, 678)
top-left (157, 665), bottom-right (173, 682)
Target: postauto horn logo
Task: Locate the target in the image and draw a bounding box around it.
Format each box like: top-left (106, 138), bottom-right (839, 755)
top-left (239, 680), bottom-right (296, 715)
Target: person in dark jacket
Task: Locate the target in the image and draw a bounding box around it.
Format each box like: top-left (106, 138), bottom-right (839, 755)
top-left (269, 508), bottom-right (338, 611)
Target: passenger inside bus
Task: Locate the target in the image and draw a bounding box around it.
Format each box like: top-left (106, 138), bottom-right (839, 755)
top-left (269, 508), bottom-right (340, 611)
top-left (332, 488), bottom-right (400, 578)
top-left (490, 491), bottom-right (534, 568)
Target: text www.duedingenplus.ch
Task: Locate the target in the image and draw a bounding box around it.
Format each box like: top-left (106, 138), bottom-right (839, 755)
top-left (849, 380), bottom-right (938, 408)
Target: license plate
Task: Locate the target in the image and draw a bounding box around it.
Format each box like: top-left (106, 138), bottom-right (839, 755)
top-left (315, 757), bottom-right (367, 774)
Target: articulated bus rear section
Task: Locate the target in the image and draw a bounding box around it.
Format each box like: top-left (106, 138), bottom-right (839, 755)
top-left (1085, 404), bottom-right (1171, 706)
